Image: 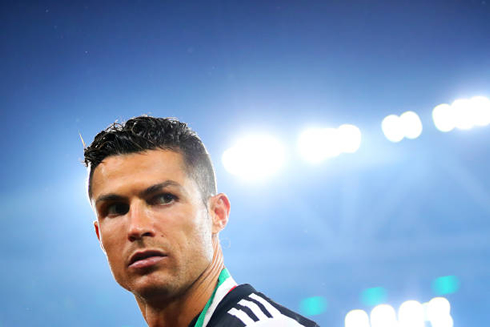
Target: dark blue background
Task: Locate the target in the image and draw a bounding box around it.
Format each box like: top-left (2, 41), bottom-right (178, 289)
top-left (1, 1), bottom-right (489, 326)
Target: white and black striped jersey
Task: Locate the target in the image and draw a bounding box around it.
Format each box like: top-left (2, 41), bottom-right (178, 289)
top-left (189, 284), bottom-right (320, 327)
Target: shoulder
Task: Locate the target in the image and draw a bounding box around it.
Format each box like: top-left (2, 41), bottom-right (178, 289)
top-left (207, 284), bottom-right (320, 327)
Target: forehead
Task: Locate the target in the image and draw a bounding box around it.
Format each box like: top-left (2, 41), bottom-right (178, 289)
top-left (90, 150), bottom-right (192, 200)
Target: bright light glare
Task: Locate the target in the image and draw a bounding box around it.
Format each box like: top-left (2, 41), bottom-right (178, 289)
top-left (470, 96), bottom-right (490, 127)
top-left (298, 127), bottom-right (341, 163)
top-left (382, 111), bottom-right (423, 142)
top-left (346, 297), bottom-right (452, 327)
top-left (345, 310), bottom-right (370, 327)
top-left (398, 300), bottom-right (424, 327)
top-left (433, 96), bottom-right (490, 132)
top-left (370, 304), bottom-right (397, 327)
top-left (400, 111), bottom-right (423, 139)
top-left (452, 99), bottom-right (474, 130)
top-left (381, 115), bottom-right (404, 142)
top-left (430, 316), bottom-right (454, 327)
top-left (427, 297), bottom-right (451, 323)
top-left (337, 124), bottom-right (362, 153)
top-left (433, 104), bottom-right (456, 132)
top-left (222, 135), bottom-right (285, 180)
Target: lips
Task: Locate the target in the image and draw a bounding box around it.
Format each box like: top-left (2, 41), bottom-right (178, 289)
top-left (128, 250), bottom-right (166, 268)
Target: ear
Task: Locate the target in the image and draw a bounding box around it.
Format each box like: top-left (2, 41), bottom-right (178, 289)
top-left (94, 220), bottom-right (106, 254)
top-left (209, 193), bottom-right (230, 234)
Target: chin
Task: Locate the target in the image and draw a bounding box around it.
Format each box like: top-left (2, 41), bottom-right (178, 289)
top-left (127, 273), bottom-right (183, 301)
top-left (134, 284), bottom-right (175, 301)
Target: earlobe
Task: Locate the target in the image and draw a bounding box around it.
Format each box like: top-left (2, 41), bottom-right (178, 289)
top-left (94, 220), bottom-right (101, 240)
top-left (211, 193), bottom-right (231, 234)
top-left (94, 220), bottom-right (106, 254)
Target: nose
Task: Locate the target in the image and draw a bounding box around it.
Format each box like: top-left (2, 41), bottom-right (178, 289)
top-left (127, 201), bottom-right (155, 242)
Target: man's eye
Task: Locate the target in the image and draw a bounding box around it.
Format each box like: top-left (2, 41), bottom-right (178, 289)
top-left (152, 193), bottom-right (177, 205)
top-left (106, 203), bottom-right (129, 216)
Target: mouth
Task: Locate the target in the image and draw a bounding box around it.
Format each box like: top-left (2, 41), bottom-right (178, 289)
top-left (128, 250), bottom-right (167, 269)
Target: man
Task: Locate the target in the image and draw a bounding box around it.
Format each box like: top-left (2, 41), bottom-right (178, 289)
top-left (84, 116), bottom-right (319, 327)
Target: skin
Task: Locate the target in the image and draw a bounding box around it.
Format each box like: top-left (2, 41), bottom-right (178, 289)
top-left (90, 149), bottom-right (230, 327)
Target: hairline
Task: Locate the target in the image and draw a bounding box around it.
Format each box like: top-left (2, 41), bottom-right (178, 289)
top-left (88, 148), bottom-right (214, 204)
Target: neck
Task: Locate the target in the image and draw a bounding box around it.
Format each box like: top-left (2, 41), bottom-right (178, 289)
top-left (136, 238), bottom-right (225, 327)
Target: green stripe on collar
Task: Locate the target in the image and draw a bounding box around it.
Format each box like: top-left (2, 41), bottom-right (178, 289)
top-left (194, 268), bottom-right (231, 327)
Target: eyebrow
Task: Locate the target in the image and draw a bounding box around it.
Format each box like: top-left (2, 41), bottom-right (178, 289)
top-left (95, 180), bottom-right (184, 206)
top-left (95, 194), bottom-right (126, 206)
top-left (139, 180), bottom-right (183, 198)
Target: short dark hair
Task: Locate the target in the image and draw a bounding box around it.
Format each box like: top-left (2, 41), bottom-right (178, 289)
top-left (83, 116), bottom-right (217, 201)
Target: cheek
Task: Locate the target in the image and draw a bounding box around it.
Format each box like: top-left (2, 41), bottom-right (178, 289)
top-left (175, 210), bottom-right (212, 256)
top-left (192, 214), bottom-right (214, 258)
top-left (99, 223), bottom-right (125, 261)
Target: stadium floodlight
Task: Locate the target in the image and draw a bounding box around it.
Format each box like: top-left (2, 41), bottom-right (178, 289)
top-left (382, 111), bottom-right (423, 142)
top-left (470, 96), bottom-right (490, 127)
top-left (345, 309), bottom-right (370, 327)
top-left (400, 111), bottom-right (423, 139)
top-left (346, 297), bottom-right (452, 327)
top-left (222, 134), bottom-right (285, 180)
top-left (427, 297), bottom-right (452, 326)
top-left (452, 98), bottom-right (475, 130)
top-left (432, 104), bottom-right (456, 132)
top-left (398, 300), bottom-right (424, 327)
top-left (381, 114), bottom-right (404, 142)
top-left (370, 304), bottom-right (397, 327)
top-left (337, 124), bottom-right (362, 153)
top-left (434, 96), bottom-right (490, 132)
top-left (430, 316), bottom-right (454, 327)
top-left (298, 127), bottom-right (342, 163)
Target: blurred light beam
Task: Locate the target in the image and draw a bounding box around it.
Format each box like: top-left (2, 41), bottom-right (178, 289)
top-left (345, 310), bottom-right (370, 327)
top-left (338, 124), bottom-right (362, 153)
top-left (398, 300), bottom-right (424, 327)
top-left (433, 103), bottom-right (456, 132)
top-left (433, 96), bottom-right (490, 132)
top-left (400, 111), bottom-right (423, 139)
top-left (298, 127), bottom-right (342, 163)
top-left (370, 304), bottom-right (397, 327)
top-left (382, 114), bottom-right (404, 142)
top-left (222, 134), bottom-right (285, 180)
top-left (298, 124), bottom-right (362, 163)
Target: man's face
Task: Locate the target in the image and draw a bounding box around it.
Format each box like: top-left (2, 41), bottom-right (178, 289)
top-left (91, 149), bottom-right (217, 300)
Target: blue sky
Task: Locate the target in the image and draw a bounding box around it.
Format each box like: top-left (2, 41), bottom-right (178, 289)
top-left (1, 1), bottom-right (490, 326)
